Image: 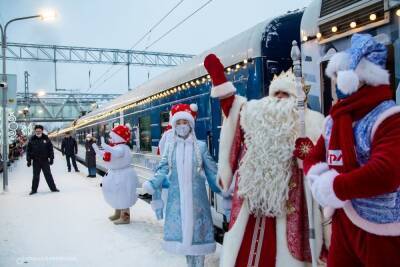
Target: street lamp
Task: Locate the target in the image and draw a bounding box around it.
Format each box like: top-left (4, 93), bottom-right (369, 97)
top-left (0, 9), bottom-right (57, 191)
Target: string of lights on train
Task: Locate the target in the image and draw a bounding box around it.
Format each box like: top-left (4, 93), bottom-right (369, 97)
top-left (301, 8), bottom-right (400, 42)
top-left (51, 58), bottom-right (254, 136)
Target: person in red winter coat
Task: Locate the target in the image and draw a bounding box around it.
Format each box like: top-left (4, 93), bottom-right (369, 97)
top-left (304, 33), bottom-right (400, 267)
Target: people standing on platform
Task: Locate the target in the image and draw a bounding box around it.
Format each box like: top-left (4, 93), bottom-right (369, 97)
top-left (143, 103), bottom-right (223, 267)
top-left (27, 125), bottom-right (59, 195)
top-left (304, 33), bottom-right (400, 267)
top-left (92, 125), bottom-right (138, 225)
top-left (85, 134), bottom-right (97, 178)
top-left (204, 54), bottom-right (325, 267)
top-left (61, 132), bottom-right (79, 172)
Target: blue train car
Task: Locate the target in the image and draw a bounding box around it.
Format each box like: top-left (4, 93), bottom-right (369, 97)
top-left (50, 10), bottom-right (304, 235)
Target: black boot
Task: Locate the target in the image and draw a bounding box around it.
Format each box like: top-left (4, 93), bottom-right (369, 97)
top-left (29, 191), bottom-right (37, 195)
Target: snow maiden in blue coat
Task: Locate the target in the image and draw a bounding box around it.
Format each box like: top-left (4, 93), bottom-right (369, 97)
top-left (143, 103), bottom-right (222, 267)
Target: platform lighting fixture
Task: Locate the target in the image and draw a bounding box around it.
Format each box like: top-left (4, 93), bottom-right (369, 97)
top-left (370, 13), bottom-right (377, 21)
top-left (236, 64), bottom-right (240, 69)
top-left (316, 32), bottom-right (322, 39)
top-left (227, 67), bottom-right (232, 73)
top-left (37, 90), bottom-right (46, 97)
top-left (243, 59), bottom-right (248, 64)
top-left (302, 35), bottom-right (308, 41)
top-left (39, 9), bottom-right (57, 21)
top-left (350, 21), bottom-right (357, 28)
top-left (201, 77), bottom-right (206, 83)
top-left (196, 79), bottom-right (200, 85)
top-left (331, 26), bottom-right (338, 33)
top-left (397, 9), bottom-right (400, 17)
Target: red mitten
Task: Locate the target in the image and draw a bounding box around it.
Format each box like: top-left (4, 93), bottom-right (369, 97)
top-left (204, 54), bottom-right (227, 86)
top-left (293, 137), bottom-right (314, 160)
top-left (103, 152), bottom-right (111, 162)
top-left (204, 54), bottom-right (236, 98)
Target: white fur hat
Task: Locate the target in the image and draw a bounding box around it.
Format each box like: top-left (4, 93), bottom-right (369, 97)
top-left (325, 34), bottom-right (389, 97)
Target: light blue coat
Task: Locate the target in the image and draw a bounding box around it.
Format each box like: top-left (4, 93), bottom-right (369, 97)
top-left (148, 140), bottom-right (220, 255)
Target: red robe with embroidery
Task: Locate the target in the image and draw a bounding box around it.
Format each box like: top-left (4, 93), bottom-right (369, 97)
top-left (218, 95), bottom-right (325, 267)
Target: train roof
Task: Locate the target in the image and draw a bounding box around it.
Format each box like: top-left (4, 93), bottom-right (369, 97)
top-left (76, 11), bottom-right (302, 125)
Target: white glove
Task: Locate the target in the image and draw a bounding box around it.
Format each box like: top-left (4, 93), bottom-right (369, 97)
top-left (306, 162), bottom-right (330, 189)
top-left (309, 169), bottom-right (345, 208)
top-left (100, 137), bottom-right (106, 146)
top-left (143, 181), bottom-right (155, 195)
top-left (92, 143), bottom-right (100, 153)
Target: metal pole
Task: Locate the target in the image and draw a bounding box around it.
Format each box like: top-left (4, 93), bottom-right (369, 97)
top-left (291, 40), bottom-right (317, 267)
top-left (1, 25), bottom-right (8, 191)
top-left (54, 47), bottom-right (57, 91)
top-left (127, 63), bottom-right (131, 91)
top-left (0, 15), bottom-right (42, 192)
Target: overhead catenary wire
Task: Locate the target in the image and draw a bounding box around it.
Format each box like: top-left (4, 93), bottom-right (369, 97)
top-left (88, 0), bottom-right (185, 92)
top-left (145, 0), bottom-right (214, 50)
top-left (91, 0), bottom-right (214, 91)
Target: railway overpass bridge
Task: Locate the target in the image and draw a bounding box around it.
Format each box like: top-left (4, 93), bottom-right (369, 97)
top-left (16, 91), bottom-right (121, 123)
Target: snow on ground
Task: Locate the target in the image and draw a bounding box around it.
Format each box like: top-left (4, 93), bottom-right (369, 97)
top-left (0, 150), bottom-right (220, 267)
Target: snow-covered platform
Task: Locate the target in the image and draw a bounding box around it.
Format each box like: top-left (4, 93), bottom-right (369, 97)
top-left (0, 150), bottom-right (220, 267)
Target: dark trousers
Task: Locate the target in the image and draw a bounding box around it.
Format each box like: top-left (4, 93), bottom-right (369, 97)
top-left (66, 154), bottom-right (78, 171)
top-left (32, 160), bottom-right (57, 192)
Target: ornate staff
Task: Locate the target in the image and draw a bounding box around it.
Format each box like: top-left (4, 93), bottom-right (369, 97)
top-left (291, 40), bottom-right (318, 267)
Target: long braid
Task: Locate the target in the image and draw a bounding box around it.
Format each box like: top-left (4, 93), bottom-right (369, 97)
top-left (191, 132), bottom-right (203, 173)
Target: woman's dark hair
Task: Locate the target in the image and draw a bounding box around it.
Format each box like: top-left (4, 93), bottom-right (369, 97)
top-left (34, 125), bottom-right (44, 130)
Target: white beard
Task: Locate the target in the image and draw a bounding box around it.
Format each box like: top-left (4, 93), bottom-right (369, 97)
top-left (238, 96), bottom-right (298, 217)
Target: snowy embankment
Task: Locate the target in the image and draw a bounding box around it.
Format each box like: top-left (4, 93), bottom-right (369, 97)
top-left (0, 150), bottom-right (220, 267)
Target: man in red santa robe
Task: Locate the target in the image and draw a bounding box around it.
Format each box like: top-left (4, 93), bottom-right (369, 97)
top-left (204, 54), bottom-right (325, 267)
top-left (304, 33), bottom-right (400, 267)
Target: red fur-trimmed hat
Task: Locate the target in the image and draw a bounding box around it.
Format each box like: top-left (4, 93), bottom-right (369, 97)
top-left (170, 103), bottom-right (198, 129)
top-left (111, 125), bottom-right (131, 143)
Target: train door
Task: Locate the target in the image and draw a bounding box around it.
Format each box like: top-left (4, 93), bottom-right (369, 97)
top-left (131, 125), bottom-right (140, 152)
top-left (208, 97), bottom-right (221, 160)
top-left (319, 60), bottom-right (335, 116)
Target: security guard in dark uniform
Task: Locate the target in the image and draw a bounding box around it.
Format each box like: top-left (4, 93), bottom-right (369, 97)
top-left (27, 125), bottom-right (59, 195)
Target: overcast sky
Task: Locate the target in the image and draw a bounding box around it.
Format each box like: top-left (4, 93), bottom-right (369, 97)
top-left (2, 0), bottom-right (311, 95)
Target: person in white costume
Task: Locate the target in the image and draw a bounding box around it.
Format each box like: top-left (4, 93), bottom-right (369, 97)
top-left (92, 125), bottom-right (138, 225)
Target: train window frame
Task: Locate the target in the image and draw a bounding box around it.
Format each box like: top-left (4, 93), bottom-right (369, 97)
top-left (160, 111), bottom-right (170, 134)
top-left (139, 116), bottom-right (152, 152)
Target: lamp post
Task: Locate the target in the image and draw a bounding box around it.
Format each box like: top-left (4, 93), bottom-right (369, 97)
top-left (0, 10), bottom-right (57, 191)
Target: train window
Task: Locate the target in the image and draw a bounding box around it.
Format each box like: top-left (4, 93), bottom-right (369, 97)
top-left (160, 111), bottom-right (170, 133)
top-left (320, 60), bottom-right (334, 116)
top-left (139, 116), bottom-right (152, 152)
